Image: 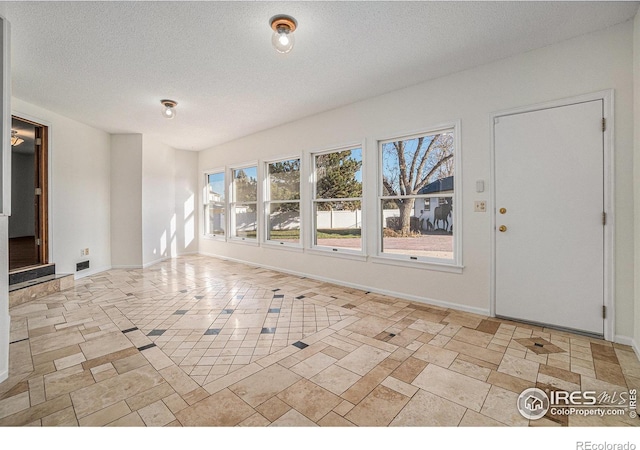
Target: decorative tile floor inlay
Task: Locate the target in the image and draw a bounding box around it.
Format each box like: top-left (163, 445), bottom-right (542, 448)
top-left (1, 255), bottom-right (639, 428)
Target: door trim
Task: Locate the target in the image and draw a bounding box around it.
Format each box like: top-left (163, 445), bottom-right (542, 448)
top-left (489, 90), bottom-right (614, 341)
top-left (11, 111), bottom-right (53, 268)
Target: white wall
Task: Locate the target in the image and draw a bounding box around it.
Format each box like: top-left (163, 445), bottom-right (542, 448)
top-left (111, 137), bottom-right (196, 268)
top-left (174, 149), bottom-right (198, 256)
top-left (199, 21), bottom-right (636, 339)
top-left (633, 8), bottom-right (640, 355)
top-left (8, 151), bottom-right (34, 238)
top-left (111, 134), bottom-right (143, 268)
top-left (12, 97), bottom-right (111, 278)
top-left (142, 136), bottom-right (175, 266)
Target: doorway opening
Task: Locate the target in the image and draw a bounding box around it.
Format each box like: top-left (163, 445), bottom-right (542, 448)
top-left (9, 116), bottom-right (48, 272)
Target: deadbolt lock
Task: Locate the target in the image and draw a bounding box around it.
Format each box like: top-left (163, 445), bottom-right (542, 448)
top-left (499, 208), bottom-right (507, 214)
top-left (499, 225), bottom-right (507, 232)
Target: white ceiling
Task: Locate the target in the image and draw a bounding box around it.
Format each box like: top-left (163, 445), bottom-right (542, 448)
top-left (1, 1), bottom-right (638, 151)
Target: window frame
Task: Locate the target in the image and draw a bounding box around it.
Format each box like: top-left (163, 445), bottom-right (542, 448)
top-left (263, 156), bottom-right (302, 249)
top-left (374, 121), bottom-right (463, 271)
top-left (309, 144), bottom-right (365, 258)
top-left (229, 162), bottom-right (259, 244)
top-left (203, 168), bottom-right (227, 241)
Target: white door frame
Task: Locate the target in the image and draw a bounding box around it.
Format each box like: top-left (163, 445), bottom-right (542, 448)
top-left (489, 90), bottom-right (615, 341)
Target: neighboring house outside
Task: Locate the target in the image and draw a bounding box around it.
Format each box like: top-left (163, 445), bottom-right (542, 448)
top-left (416, 176), bottom-right (454, 233)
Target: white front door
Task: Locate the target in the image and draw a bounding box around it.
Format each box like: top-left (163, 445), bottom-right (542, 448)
top-left (494, 100), bottom-right (605, 336)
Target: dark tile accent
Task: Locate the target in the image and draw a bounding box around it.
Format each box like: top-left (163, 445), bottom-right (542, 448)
top-left (292, 341), bottom-right (309, 349)
top-left (0, 381), bottom-right (29, 401)
top-left (174, 310), bottom-right (188, 315)
top-left (272, 289), bottom-right (280, 292)
top-left (365, 291), bottom-right (371, 294)
top-left (180, 290), bottom-right (188, 293)
top-left (476, 319), bottom-right (501, 335)
top-left (122, 327), bottom-right (139, 334)
top-left (373, 332), bottom-right (396, 343)
top-left (204, 328), bottom-right (221, 335)
top-left (268, 308), bottom-right (280, 313)
top-left (342, 304), bottom-right (357, 309)
top-left (138, 343), bottom-right (157, 352)
top-left (195, 296), bottom-right (204, 299)
top-left (221, 309), bottom-right (234, 314)
top-left (9, 338), bottom-right (29, 344)
top-left (295, 295), bottom-right (305, 300)
top-left (147, 329), bottom-right (166, 336)
top-left (330, 296), bottom-right (338, 299)
top-left (126, 293), bottom-right (134, 297)
top-left (590, 342), bottom-right (619, 364)
top-left (273, 294), bottom-right (284, 299)
top-left (261, 328), bottom-right (276, 334)
top-left (236, 295), bottom-right (244, 299)
top-left (515, 338), bottom-right (565, 355)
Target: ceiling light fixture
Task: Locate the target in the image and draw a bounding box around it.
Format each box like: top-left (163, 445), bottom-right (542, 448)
top-left (270, 15), bottom-right (297, 54)
top-left (160, 99), bottom-right (178, 119)
top-left (11, 130), bottom-right (23, 146)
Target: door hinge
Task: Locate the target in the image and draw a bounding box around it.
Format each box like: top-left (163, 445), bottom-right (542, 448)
top-left (35, 187), bottom-right (42, 196)
top-left (602, 118), bottom-right (606, 132)
top-left (36, 238), bottom-right (41, 246)
top-left (35, 137), bottom-right (42, 146)
top-left (602, 305), bottom-right (606, 319)
top-left (602, 212), bottom-right (606, 226)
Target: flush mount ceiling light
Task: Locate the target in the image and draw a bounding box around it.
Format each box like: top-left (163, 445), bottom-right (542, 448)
top-left (11, 130), bottom-right (23, 146)
top-left (160, 99), bottom-right (178, 119)
top-left (270, 15), bottom-right (297, 54)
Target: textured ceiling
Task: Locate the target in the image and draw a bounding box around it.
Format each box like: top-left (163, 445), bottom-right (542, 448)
top-left (0, 1), bottom-right (638, 151)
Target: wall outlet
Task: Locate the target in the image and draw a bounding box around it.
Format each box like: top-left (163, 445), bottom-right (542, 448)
top-left (85, 248), bottom-right (90, 255)
top-left (474, 201), bottom-right (487, 212)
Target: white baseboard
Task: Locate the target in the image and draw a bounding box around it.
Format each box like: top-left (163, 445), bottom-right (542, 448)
top-left (614, 335), bottom-right (635, 347)
top-left (0, 368), bottom-right (7, 383)
top-left (628, 338), bottom-right (640, 360)
top-left (198, 251), bottom-right (490, 317)
top-left (74, 265), bottom-right (112, 280)
top-left (111, 264), bottom-right (143, 270)
top-left (142, 257), bottom-right (169, 268)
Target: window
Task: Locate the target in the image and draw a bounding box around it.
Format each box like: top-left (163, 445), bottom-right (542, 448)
top-left (265, 158), bottom-right (301, 246)
top-left (204, 171), bottom-right (225, 238)
top-left (230, 165), bottom-right (258, 241)
top-left (379, 127), bottom-right (459, 264)
top-left (312, 147), bottom-right (363, 252)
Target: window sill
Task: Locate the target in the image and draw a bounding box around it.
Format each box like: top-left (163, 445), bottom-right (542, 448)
top-left (371, 255), bottom-right (463, 273)
top-left (202, 235), bottom-right (226, 242)
top-left (262, 242), bottom-right (304, 253)
top-left (307, 247), bottom-right (367, 262)
top-left (229, 238), bottom-right (259, 247)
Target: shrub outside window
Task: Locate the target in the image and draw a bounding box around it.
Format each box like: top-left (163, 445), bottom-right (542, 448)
top-left (312, 147), bottom-right (363, 253)
top-left (265, 158), bottom-right (301, 246)
top-left (230, 165), bottom-right (258, 241)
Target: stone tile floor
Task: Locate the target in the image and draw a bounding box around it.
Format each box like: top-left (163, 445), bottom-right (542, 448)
top-left (1, 255), bottom-right (639, 428)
